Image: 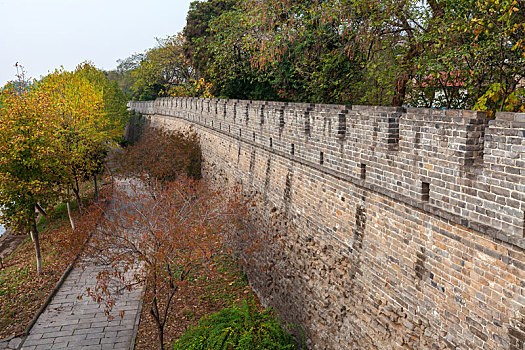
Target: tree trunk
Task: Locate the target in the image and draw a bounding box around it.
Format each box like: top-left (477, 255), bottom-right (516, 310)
top-left (94, 174), bottom-right (99, 203)
top-left (72, 180), bottom-right (83, 215)
top-left (67, 201), bottom-right (76, 230)
top-left (157, 324), bottom-right (164, 350)
top-left (392, 73), bottom-right (411, 107)
top-left (35, 203), bottom-right (47, 218)
top-left (150, 307), bottom-right (164, 350)
top-left (66, 187), bottom-right (76, 230)
top-left (30, 222), bottom-right (42, 275)
top-left (391, 44), bottom-right (419, 107)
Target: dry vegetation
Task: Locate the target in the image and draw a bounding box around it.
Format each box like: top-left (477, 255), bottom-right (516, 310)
top-left (0, 184), bottom-right (106, 339)
top-left (134, 255), bottom-right (261, 349)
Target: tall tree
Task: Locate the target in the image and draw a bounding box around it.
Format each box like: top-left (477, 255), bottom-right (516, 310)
top-left (106, 53), bottom-right (145, 99)
top-left (337, 0), bottom-right (447, 106)
top-left (114, 35), bottom-right (198, 100)
top-left (37, 69), bottom-right (107, 219)
top-left (243, 0), bottom-right (365, 104)
top-left (183, 0), bottom-right (278, 99)
top-left (0, 73), bottom-right (61, 274)
top-left (75, 62), bottom-right (129, 136)
top-left (467, 0), bottom-right (525, 113)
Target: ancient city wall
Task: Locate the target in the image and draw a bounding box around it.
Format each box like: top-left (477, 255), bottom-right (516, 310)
top-left (129, 98), bottom-right (525, 349)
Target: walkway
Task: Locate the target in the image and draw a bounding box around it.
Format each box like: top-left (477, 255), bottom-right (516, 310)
top-left (18, 179), bottom-right (145, 350)
top-left (19, 262), bottom-right (143, 350)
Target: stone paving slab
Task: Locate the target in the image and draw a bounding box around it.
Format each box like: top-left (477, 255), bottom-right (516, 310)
top-left (1, 179), bottom-right (145, 350)
top-left (19, 261), bottom-right (143, 350)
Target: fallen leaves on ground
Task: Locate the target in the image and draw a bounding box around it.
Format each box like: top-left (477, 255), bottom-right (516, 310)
top-left (134, 256), bottom-right (261, 349)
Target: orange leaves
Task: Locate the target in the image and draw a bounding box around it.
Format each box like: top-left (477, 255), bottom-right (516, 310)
top-left (82, 132), bottom-right (246, 348)
top-left (117, 127), bottom-right (202, 182)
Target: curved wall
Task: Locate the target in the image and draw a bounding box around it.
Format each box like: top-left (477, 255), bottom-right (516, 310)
top-left (129, 98), bottom-right (525, 350)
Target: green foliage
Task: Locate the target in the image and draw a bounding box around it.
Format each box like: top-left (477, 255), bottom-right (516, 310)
top-left (105, 53), bottom-right (143, 99)
top-left (109, 34), bottom-right (198, 100)
top-left (406, 0), bottom-right (525, 111)
top-left (173, 302), bottom-right (298, 350)
top-left (113, 0), bottom-right (524, 113)
top-left (75, 62), bottom-right (130, 134)
top-left (474, 83), bottom-right (525, 117)
top-left (249, 2), bottom-right (364, 104)
top-left (184, 0), bottom-right (239, 79)
top-left (185, 0), bottom-right (278, 100)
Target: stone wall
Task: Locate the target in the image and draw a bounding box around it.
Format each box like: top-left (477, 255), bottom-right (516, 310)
top-left (129, 98), bottom-right (525, 350)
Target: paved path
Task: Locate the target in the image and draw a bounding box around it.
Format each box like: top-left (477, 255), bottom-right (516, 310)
top-left (18, 179), bottom-right (145, 350)
top-left (18, 261), bottom-right (143, 350)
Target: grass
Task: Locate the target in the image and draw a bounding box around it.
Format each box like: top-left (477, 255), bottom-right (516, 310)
top-left (173, 301), bottom-right (298, 350)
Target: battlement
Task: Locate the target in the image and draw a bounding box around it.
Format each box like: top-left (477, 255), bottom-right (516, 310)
top-left (128, 97), bottom-right (525, 349)
top-left (129, 98), bottom-right (525, 250)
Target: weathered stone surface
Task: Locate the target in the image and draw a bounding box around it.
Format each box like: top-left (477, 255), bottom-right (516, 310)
top-left (130, 98), bottom-right (525, 350)
top-left (19, 263), bottom-right (142, 350)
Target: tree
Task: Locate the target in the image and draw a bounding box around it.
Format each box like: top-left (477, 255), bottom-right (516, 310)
top-left (243, 0), bottom-right (365, 104)
top-left (184, 0), bottom-right (238, 78)
top-left (75, 62), bottom-right (130, 138)
top-left (335, 0), bottom-right (447, 106)
top-left (35, 65), bottom-right (127, 229)
top-left (402, 0), bottom-right (524, 111)
top-left (0, 71), bottom-right (62, 274)
top-left (466, 0), bottom-right (525, 114)
top-left (115, 0), bottom-right (523, 111)
top-left (0, 61), bottom-right (128, 275)
top-left (117, 128), bottom-right (202, 182)
top-left (35, 69), bottom-right (105, 227)
top-left (106, 53), bottom-right (145, 99)
top-left (112, 35), bottom-right (199, 101)
top-left (85, 127), bottom-right (244, 349)
top-left (241, 0), bottom-right (524, 110)
top-left (183, 0), bottom-right (279, 100)
top-left (75, 62), bottom-right (130, 201)
top-left (87, 177), bottom-right (242, 350)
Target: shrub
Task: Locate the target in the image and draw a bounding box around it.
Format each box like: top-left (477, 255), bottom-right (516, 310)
top-left (172, 301), bottom-right (298, 350)
top-left (117, 127), bottom-right (202, 181)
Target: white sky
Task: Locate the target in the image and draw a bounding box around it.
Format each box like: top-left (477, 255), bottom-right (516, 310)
top-left (0, 0), bottom-right (193, 86)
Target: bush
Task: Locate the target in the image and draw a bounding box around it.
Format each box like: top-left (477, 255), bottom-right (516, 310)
top-left (172, 301), bottom-right (298, 350)
top-left (118, 127), bottom-right (202, 181)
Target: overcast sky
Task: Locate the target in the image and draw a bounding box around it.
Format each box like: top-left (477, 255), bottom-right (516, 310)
top-left (0, 0), bottom-right (193, 86)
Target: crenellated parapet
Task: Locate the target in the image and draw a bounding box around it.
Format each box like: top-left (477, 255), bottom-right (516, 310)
top-left (128, 97), bottom-right (525, 349)
top-left (129, 98), bottom-right (525, 249)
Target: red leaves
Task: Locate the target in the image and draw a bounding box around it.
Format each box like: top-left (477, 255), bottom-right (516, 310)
top-left (116, 127), bottom-right (202, 182)
top-left (83, 130), bottom-right (246, 349)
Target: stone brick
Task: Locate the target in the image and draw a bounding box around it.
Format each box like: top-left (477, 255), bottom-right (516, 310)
top-left (130, 98), bottom-right (525, 350)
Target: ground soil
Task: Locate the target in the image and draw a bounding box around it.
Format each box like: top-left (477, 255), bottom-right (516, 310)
top-left (134, 256), bottom-right (261, 349)
top-left (0, 231), bottom-right (26, 267)
top-left (0, 182), bottom-right (106, 340)
top-left (0, 219), bottom-right (76, 339)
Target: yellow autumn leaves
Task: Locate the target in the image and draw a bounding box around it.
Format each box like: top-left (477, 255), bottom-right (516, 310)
top-left (0, 62), bottom-right (128, 240)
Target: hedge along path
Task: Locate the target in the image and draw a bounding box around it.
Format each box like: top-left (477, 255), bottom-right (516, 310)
top-left (19, 179), bottom-right (146, 350)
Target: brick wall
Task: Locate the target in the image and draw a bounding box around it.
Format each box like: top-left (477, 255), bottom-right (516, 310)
top-left (129, 98), bottom-right (525, 350)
